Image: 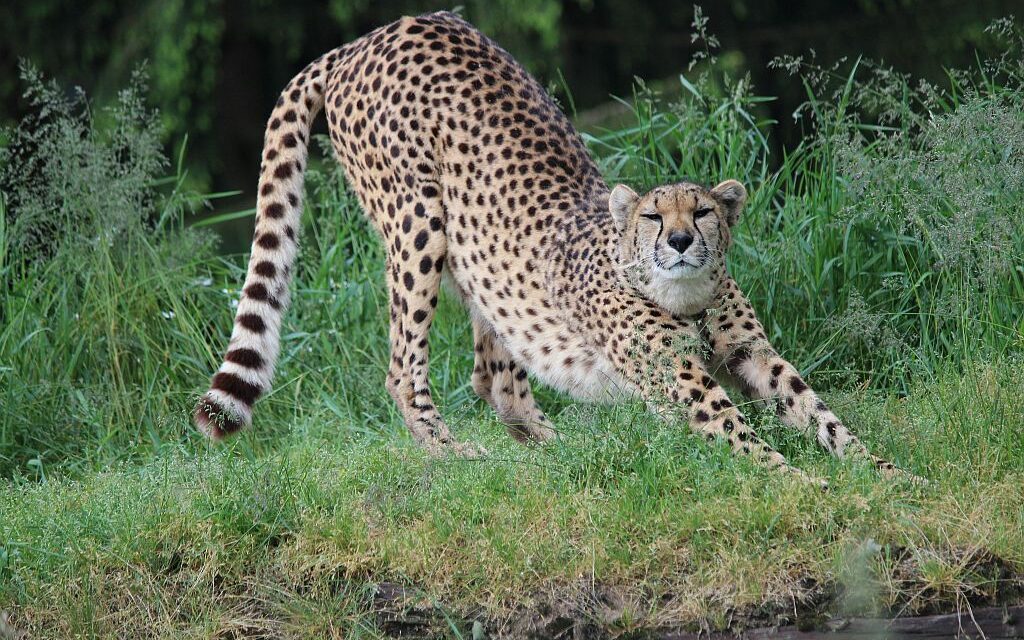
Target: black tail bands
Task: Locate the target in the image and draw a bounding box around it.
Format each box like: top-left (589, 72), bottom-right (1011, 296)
top-left (194, 50), bottom-right (340, 439)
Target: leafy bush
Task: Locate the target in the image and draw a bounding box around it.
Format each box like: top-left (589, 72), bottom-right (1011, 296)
top-left (0, 64), bottom-right (225, 477)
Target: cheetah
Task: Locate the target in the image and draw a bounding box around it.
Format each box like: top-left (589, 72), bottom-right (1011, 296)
top-left (195, 11), bottom-right (912, 485)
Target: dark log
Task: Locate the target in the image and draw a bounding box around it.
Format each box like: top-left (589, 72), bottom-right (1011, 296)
top-left (660, 606), bottom-right (1024, 640)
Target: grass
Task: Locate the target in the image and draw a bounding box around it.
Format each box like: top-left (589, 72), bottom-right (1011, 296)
top-left (2, 15), bottom-right (1024, 638)
top-left (1, 371), bottom-right (1022, 637)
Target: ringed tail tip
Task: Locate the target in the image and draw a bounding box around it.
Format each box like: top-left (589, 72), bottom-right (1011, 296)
top-left (193, 394), bottom-right (247, 440)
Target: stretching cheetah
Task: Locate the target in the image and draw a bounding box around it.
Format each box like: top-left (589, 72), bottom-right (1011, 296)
top-left (195, 11), bottom-right (910, 485)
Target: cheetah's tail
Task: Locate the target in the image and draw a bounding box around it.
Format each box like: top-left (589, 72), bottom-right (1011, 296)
top-left (194, 50), bottom-right (338, 439)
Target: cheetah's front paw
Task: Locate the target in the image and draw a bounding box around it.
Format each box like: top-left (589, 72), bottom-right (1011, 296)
top-left (434, 439), bottom-right (489, 459)
top-left (420, 432), bottom-right (489, 460)
top-left (506, 420), bottom-right (557, 445)
top-left (878, 464), bottom-right (928, 486)
top-left (409, 416), bottom-right (488, 459)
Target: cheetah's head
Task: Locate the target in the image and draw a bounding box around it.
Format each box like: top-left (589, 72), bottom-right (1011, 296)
top-left (609, 180), bottom-right (747, 313)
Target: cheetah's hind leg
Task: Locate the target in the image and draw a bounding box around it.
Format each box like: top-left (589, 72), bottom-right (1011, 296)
top-left (379, 192), bottom-right (486, 459)
top-left (471, 318), bottom-right (556, 444)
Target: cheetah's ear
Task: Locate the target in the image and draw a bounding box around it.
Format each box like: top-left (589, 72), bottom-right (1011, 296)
top-left (609, 184), bottom-right (640, 232)
top-left (711, 179), bottom-right (747, 227)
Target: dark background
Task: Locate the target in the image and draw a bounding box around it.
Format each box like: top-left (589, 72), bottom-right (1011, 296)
top-left (2, 0), bottom-right (1017, 241)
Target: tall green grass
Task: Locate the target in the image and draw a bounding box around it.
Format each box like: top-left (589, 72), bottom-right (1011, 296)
top-left (0, 65), bottom-right (231, 477)
top-left (1, 14), bottom-right (1023, 637)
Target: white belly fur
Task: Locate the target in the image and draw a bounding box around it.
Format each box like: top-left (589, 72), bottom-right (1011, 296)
top-left (441, 269), bottom-right (636, 403)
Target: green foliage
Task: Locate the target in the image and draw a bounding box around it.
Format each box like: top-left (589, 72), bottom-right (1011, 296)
top-left (0, 63), bottom-right (225, 476)
top-left (143, 0), bottom-right (225, 138)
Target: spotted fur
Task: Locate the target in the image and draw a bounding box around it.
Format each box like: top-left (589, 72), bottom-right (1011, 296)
top-left (195, 11), bottom-right (913, 483)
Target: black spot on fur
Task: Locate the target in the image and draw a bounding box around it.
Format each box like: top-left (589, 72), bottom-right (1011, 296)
top-left (254, 261), bottom-right (276, 278)
top-left (225, 348), bottom-right (264, 369)
top-left (237, 313), bottom-right (266, 334)
top-left (244, 283), bottom-right (270, 301)
top-left (726, 345), bottom-right (751, 373)
top-left (274, 163), bottom-right (293, 180)
top-left (414, 230), bottom-right (429, 251)
top-left (257, 233), bottom-right (280, 249)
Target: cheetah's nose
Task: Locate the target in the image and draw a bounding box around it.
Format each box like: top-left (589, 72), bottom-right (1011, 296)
top-left (667, 232), bottom-right (694, 254)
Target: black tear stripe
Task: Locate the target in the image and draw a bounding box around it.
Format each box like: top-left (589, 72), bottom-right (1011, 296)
top-left (694, 224), bottom-right (707, 254)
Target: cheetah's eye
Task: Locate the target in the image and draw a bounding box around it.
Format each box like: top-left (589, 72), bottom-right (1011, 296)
top-left (640, 213), bottom-right (662, 223)
top-left (693, 207), bottom-right (713, 220)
